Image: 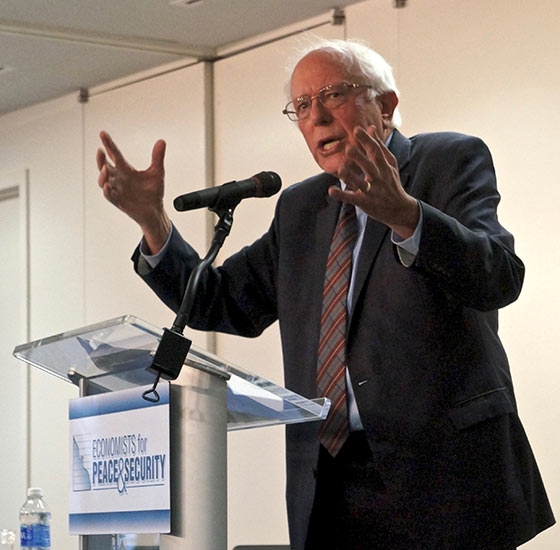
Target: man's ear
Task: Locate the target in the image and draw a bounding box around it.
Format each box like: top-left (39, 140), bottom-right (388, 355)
top-left (378, 91), bottom-right (399, 128)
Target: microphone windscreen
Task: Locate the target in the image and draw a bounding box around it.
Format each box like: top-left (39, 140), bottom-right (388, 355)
top-left (253, 171), bottom-right (282, 197)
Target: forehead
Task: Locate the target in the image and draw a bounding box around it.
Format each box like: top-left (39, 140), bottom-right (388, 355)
top-left (290, 50), bottom-right (358, 97)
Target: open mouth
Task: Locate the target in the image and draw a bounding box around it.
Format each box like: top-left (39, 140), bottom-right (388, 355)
top-left (320, 138), bottom-right (342, 152)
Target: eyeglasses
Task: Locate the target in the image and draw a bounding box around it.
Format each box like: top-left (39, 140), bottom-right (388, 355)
top-left (282, 82), bottom-right (375, 121)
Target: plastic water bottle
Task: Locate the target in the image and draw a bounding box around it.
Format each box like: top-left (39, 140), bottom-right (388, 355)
top-left (19, 488), bottom-right (51, 550)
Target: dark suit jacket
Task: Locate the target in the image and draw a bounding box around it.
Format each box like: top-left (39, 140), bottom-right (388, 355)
top-left (133, 130), bottom-right (554, 548)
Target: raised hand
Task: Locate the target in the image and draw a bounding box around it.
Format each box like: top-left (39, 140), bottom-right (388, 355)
top-left (96, 131), bottom-right (171, 254)
top-left (330, 125), bottom-right (419, 239)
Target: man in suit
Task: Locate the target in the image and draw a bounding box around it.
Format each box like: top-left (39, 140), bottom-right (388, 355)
top-left (97, 39), bottom-right (554, 549)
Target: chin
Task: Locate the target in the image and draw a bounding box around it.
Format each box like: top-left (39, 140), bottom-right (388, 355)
top-left (317, 158), bottom-right (344, 178)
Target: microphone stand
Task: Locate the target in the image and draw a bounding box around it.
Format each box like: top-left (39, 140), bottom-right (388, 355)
top-left (142, 199), bottom-right (238, 402)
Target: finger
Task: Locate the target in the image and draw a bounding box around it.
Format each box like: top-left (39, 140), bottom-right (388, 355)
top-left (344, 144), bottom-right (380, 185)
top-left (351, 127), bottom-right (395, 179)
top-left (354, 126), bottom-right (382, 156)
top-left (339, 158), bottom-right (362, 186)
top-left (101, 181), bottom-right (114, 202)
top-left (366, 124), bottom-right (379, 140)
top-left (361, 125), bottom-right (398, 168)
top-left (328, 185), bottom-right (361, 206)
top-left (341, 170), bottom-right (372, 197)
top-left (346, 177), bottom-right (372, 199)
top-left (98, 164), bottom-right (109, 188)
top-left (96, 148), bottom-right (107, 171)
top-left (150, 139), bottom-right (167, 172)
top-left (99, 131), bottom-right (126, 167)
top-left (101, 178), bottom-right (122, 207)
top-left (330, 188), bottom-right (375, 218)
top-left (361, 180), bottom-right (372, 195)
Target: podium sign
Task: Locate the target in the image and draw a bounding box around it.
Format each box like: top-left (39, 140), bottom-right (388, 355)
top-left (69, 384), bottom-right (170, 534)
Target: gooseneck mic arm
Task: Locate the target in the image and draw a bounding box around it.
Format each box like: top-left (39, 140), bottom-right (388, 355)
top-left (172, 206), bottom-right (234, 334)
top-left (142, 172), bottom-right (281, 402)
top-left (142, 206), bottom-right (234, 403)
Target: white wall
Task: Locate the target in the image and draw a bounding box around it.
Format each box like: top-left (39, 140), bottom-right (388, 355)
top-left (0, 0), bottom-right (558, 548)
top-left (0, 96), bottom-right (83, 549)
top-left (347, 1), bottom-right (560, 547)
top-left (0, 174), bottom-right (28, 532)
top-left (82, 62), bottom-right (209, 345)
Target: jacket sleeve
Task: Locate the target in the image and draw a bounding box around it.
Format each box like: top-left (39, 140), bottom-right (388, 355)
top-left (131, 217), bottom-right (280, 337)
top-left (410, 134), bottom-right (524, 311)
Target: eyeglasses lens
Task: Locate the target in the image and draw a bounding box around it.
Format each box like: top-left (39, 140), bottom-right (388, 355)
top-left (285, 83), bottom-right (354, 121)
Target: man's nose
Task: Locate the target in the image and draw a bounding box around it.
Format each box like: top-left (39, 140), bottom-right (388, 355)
top-left (309, 98), bottom-right (333, 125)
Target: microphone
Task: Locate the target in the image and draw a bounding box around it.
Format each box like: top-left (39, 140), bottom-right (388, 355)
top-left (173, 171), bottom-right (281, 212)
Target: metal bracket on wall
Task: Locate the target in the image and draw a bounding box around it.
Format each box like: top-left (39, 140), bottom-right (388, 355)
top-left (332, 7), bottom-right (346, 25)
top-left (78, 87), bottom-right (89, 103)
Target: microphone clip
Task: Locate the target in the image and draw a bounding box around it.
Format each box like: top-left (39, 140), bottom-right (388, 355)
top-left (142, 328), bottom-right (191, 403)
top-left (209, 181), bottom-right (242, 213)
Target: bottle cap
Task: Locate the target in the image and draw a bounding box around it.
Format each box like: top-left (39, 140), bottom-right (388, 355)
top-left (0, 529), bottom-right (16, 546)
top-left (27, 487), bottom-right (43, 498)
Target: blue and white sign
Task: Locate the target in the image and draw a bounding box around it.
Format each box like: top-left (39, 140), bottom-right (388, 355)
top-left (68, 384), bottom-right (170, 534)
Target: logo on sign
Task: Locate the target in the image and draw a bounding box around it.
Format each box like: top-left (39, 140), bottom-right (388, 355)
top-left (72, 432), bottom-right (167, 495)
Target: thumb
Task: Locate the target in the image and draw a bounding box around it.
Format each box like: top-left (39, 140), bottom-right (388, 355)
top-left (150, 139), bottom-right (167, 172)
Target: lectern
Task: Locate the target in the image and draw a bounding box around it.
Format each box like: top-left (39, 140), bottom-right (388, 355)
top-left (13, 315), bottom-right (329, 550)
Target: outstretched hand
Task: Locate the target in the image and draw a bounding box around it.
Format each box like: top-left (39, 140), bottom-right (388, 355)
top-left (96, 131), bottom-right (171, 254)
top-left (329, 125), bottom-right (419, 239)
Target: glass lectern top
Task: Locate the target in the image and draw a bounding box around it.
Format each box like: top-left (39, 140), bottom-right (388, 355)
top-left (13, 315), bottom-right (329, 431)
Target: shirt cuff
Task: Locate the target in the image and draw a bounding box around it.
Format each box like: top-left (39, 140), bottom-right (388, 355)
top-left (139, 224), bottom-right (174, 269)
top-left (391, 201), bottom-right (423, 267)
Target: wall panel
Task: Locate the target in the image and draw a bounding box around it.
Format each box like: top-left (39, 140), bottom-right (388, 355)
top-left (347, 1), bottom-right (560, 547)
top-left (0, 94), bottom-right (84, 550)
top-left (83, 63), bottom-right (210, 349)
top-left (0, 174), bottom-right (28, 533)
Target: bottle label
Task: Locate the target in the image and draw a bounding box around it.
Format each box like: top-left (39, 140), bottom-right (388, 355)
top-left (20, 525), bottom-right (50, 548)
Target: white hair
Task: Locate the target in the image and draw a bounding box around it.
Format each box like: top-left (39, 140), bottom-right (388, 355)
top-left (286, 38), bottom-right (401, 128)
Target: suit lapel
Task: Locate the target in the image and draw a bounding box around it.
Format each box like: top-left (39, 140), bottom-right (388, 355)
top-left (349, 218), bottom-right (388, 316)
top-left (311, 173), bottom-right (342, 266)
top-left (388, 129), bottom-right (412, 192)
top-left (304, 172), bottom-right (342, 323)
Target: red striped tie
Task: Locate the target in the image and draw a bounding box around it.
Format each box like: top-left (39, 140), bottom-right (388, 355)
top-left (317, 202), bottom-right (357, 457)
